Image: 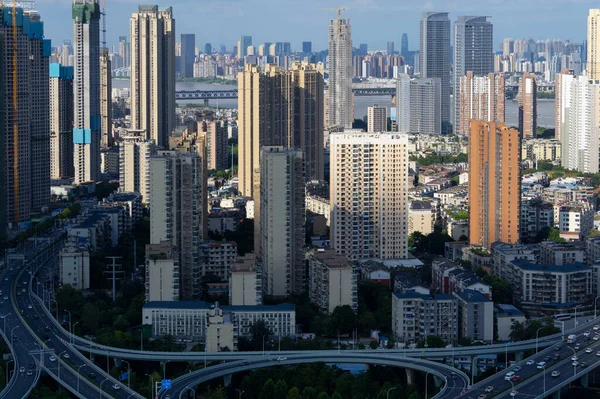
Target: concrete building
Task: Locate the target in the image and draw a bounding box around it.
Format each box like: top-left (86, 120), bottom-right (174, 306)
top-left (521, 139), bottom-right (561, 162)
top-left (308, 249), bottom-right (358, 313)
top-left (130, 5), bottom-right (175, 148)
top-left (229, 254), bottom-right (262, 306)
top-left (558, 74), bottom-right (600, 173)
top-left (587, 237), bottom-right (600, 265)
top-left (588, 9), bottom-right (600, 80)
top-left (0, 7), bottom-right (51, 237)
top-left (457, 72), bottom-right (505, 135)
top-left (520, 198), bottom-right (554, 240)
top-left (180, 33), bottom-right (195, 78)
top-left (50, 63), bottom-right (74, 179)
top-left (202, 120), bottom-right (229, 170)
top-left (73, 0), bottom-right (101, 184)
top-left (495, 304), bottom-right (526, 341)
top-left (469, 121), bottom-right (521, 249)
top-left (518, 72), bottom-right (537, 138)
top-left (392, 291), bottom-right (458, 344)
top-left (200, 241), bottom-right (237, 281)
top-left (119, 132), bottom-right (155, 203)
top-left (258, 147), bottom-right (305, 297)
top-left (539, 241), bottom-right (586, 265)
top-left (367, 105), bottom-right (388, 133)
top-left (59, 244), bottom-right (90, 290)
top-left (100, 51), bottom-right (112, 148)
top-left (330, 132), bottom-right (409, 260)
top-left (559, 204), bottom-right (595, 241)
top-left (555, 68), bottom-right (574, 141)
top-left (237, 35), bottom-right (252, 59)
top-left (454, 290), bottom-right (494, 342)
top-left (420, 12), bottom-right (451, 132)
top-left (205, 305), bottom-right (235, 352)
top-left (453, 16), bottom-right (494, 130)
top-left (491, 243), bottom-right (537, 276)
top-left (142, 301), bottom-right (295, 341)
top-left (150, 151), bottom-right (207, 300)
top-left (145, 241), bottom-right (180, 301)
top-left (396, 74), bottom-right (441, 134)
top-left (408, 201), bottom-right (435, 236)
top-left (327, 14), bottom-right (353, 129)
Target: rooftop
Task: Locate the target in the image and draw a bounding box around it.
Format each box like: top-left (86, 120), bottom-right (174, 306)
top-left (144, 301), bottom-right (295, 312)
top-left (510, 259), bottom-right (590, 273)
top-left (394, 290), bottom-right (456, 301)
top-left (495, 304), bottom-right (524, 317)
top-left (454, 289), bottom-right (491, 303)
top-left (311, 249), bottom-right (350, 268)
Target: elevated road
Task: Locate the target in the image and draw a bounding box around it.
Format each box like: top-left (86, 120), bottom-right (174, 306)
top-left (175, 87), bottom-right (395, 100)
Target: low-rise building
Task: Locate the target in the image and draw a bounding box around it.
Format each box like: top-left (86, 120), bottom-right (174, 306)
top-left (454, 290), bottom-right (494, 342)
top-left (559, 204), bottom-right (594, 241)
top-left (495, 304), bottom-right (526, 341)
top-left (59, 243), bottom-right (90, 290)
top-left (520, 199), bottom-right (554, 240)
top-left (408, 202), bottom-right (435, 236)
top-left (200, 241), bottom-right (237, 281)
top-left (229, 254), bottom-right (262, 306)
top-left (491, 243), bottom-right (537, 276)
top-left (539, 241), bottom-right (586, 265)
top-left (392, 291), bottom-right (459, 344)
top-left (205, 305), bottom-right (235, 352)
top-left (587, 237), bottom-right (600, 265)
top-left (208, 209), bottom-right (240, 233)
top-left (142, 301), bottom-right (296, 342)
top-left (521, 139), bottom-right (561, 161)
top-left (308, 249), bottom-right (358, 313)
top-left (145, 241), bottom-right (180, 302)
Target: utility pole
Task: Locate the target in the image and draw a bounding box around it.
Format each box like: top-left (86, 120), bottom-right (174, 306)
top-left (104, 256), bottom-right (124, 301)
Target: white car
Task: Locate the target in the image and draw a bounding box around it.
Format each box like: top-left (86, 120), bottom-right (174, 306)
top-left (62, 353), bottom-right (70, 359)
top-left (510, 391), bottom-right (518, 397)
top-left (484, 386), bottom-right (494, 393)
top-left (526, 360), bottom-right (535, 366)
top-left (276, 356), bottom-right (287, 361)
top-left (552, 371), bottom-right (561, 377)
top-left (27, 305), bottom-right (32, 310)
top-left (595, 336), bottom-right (600, 341)
top-left (572, 355), bottom-right (579, 361)
top-left (594, 325), bottom-right (600, 331)
top-left (112, 384), bottom-right (121, 390)
top-left (584, 331), bottom-right (591, 337)
top-left (49, 356), bottom-right (56, 362)
top-left (586, 348), bottom-right (593, 353)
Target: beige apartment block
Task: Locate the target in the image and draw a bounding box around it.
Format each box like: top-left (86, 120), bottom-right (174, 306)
top-left (458, 72), bottom-right (505, 135)
top-left (518, 72), bottom-right (537, 138)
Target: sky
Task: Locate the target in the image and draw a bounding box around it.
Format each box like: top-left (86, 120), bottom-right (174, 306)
top-left (37, 0), bottom-right (593, 52)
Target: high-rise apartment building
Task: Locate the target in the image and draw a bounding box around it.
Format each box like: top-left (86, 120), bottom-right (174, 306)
top-left (518, 72), bottom-right (537, 138)
top-left (588, 9), bottom-right (600, 79)
top-left (327, 15), bottom-right (353, 129)
top-left (202, 120), bottom-right (229, 170)
top-left (1, 7), bottom-right (51, 236)
top-left (303, 41), bottom-right (312, 53)
top-left (558, 74), bottom-right (600, 173)
top-left (457, 72), bottom-right (505, 135)
top-left (130, 5), bottom-right (176, 148)
top-left (396, 74), bottom-right (441, 134)
top-left (100, 51), bottom-right (112, 148)
top-left (420, 12), bottom-right (451, 133)
top-left (118, 36), bottom-right (130, 69)
top-left (503, 38), bottom-right (514, 55)
top-left (180, 33), bottom-right (195, 78)
top-left (469, 121), bottom-right (521, 249)
top-left (119, 133), bottom-right (155, 203)
top-left (258, 147), bottom-right (305, 297)
top-left (237, 62), bottom-right (324, 196)
top-left (453, 16), bottom-right (493, 130)
top-left (330, 132), bottom-right (409, 261)
top-left (555, 68), bottom-right (574, 141)
top-left (149, 150), bottom-right (207, 300)
top-left (50, 63), bottom-right (74, 179)
top-left (367, 105), bottom-right (388, 133)
top-left (73, 0), bottom-right (101, 183)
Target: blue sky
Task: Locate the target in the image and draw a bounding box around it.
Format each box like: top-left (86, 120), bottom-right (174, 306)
top-left (38, 0), bottom-right (591, 52)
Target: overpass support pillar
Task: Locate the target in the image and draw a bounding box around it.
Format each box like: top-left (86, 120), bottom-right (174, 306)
top-left (223, 374), bottom-right (232, 387)
top-left (552, 390), bottom-right (561, 399)
top-left (516, 352), bottom-right (524, 362)
top-left (581, 372), bottom-right (589, 388)
top-left (471, 357), bottom-right (479, 379)
top-left (204, 99), bottom-right (209, 106)
top-left (433, 375), bottom-right (443, 388)
top-left (406, 368), bottom-right (415, 385)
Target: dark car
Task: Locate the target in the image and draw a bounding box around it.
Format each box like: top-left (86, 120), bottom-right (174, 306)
top-left (553, 353), bottom-right (560, 360)
top-left (544, 356), bottom-right (551, 362)
top-left (581, 362), bottom-right (589, 368)
top-left (512, 376), bottom-right (521, 382)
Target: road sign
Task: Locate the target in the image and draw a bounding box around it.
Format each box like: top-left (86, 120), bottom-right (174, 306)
top-left (162, 379), bottom-right (172, 389)
top-left (120, 372), bottom-right (128, 381)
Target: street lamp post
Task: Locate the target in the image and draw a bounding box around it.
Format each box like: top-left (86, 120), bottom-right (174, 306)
top-left (145, 373), bottom-right (155, 399)
top-left (510, 380), bottom-right (515, 396)
top-left (77, 364), bottom-right (85, 392)
top-left (65, 310), bottom-right (72, 338)
top-left (505, 342), bottom-right (509, 369)
top-left (122, 360), bottom-right (131, 388)
top-left (575, 304), bottom-right (584, 327)
top-left (536, 327), bottom-right (544, 353)
top-left (543, 364), bottom-right (546, 395)
top-left (387, 386), bottom-right (398, 399)
top-left (568, 347), bottom-right (577, 375)
top-left (425, 371), bottom-right (432, 399)
top-left (5, 359), bottom-right (13, 384)
top-left (33, 343), bottom-right (43, 365)
top-left (58, 351), bottom-right (67, 381)
top-left (236, 389), bottom-right (245, 399)
top-left (163, 360), bottom-right (171, 379)
top-left (100, 378), bottom-right (110, 399)
top-left (72, 321), bottom-right (80, 344)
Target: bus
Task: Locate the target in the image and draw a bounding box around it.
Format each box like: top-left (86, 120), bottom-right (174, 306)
top-left (554, 314), bottom-right (572, 321)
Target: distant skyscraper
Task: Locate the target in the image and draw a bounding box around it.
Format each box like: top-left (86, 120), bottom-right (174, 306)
top-left (180, 34), bottom-right (195, 78)
top-left (73, 0), bottom-right (101, 183)
top-left (330, 132), bottom-right (409, 260)
top-left (50, 64), bottom-right (75, 179)
top-left (259, 147), bottom-right (305, 297)
top-left (518, 72), bottom-right (537, 138)
top-left (420, 12), bottom-right (451, 132)
top-left (453, 16), bottom-right (493, 130)
top-left (327, 14), bottom-right (353, 129)
top-left (559, 74), bottom-right (600, 173)
top-left (396, 73), bottom-right (441, 134)
top-left (469, 121), bottom-right (520, 249)
top-left (401, 33), bottom-right (409, 60)
top-left (303, 41), bottom-right (312, 53)
top-left (588, 9), bottom-right (600, 79)
top-left (118, 36), bottom-right (130, 69)
top-left (237, 35), bottom-right (252, 58)
top-left (555, 68), bottom-right (574, 141)
top-left (359, 43), bottom-right (368, 55)
top-left (367, 105), bottom-right (388, 132)
top-left (387, 41), bottom-right (395, 55)
top-left (130, 5), bottom-right (176, 148)
top-left (1, 7), bottom-right (51, 236)
top-left (502, 38), bottom-right (514, 56)
top-left (457, 72), bottom-right (504, 135)
top-left (204, 43), bottom-right (212, 54)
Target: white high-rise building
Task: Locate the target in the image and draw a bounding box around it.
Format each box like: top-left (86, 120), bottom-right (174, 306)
top-left (259, 147), bottom-right (305, 297)
top-left (327, 15), bottom-right (353, 129)
top-left (130, 6), bottom-right (176, 148)
top-left (73, 0), bottom-right (101, 183)
top-left (367, 105), bottom-right (388, 133)
top-left (119, 132), bottom-right (155, 203)
top-left (396, 74), bottom-right (441, 134)
top-left (588, 9), bottom-right (600, 80)
top-left (559, 75), bottom-right (600, 173)
top-left (50, 63), bottom-right (74, 179)
top-left (330, 132), bottom-right (409, 260)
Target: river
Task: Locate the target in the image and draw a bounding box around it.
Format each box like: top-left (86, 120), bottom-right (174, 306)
top-left (113, 78), bottom-right (556, 128)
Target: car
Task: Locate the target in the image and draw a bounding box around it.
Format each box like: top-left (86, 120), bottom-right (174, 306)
top-left (49, 356), bottom-right (56, 362)
top-left (451, 372), bottom-right (457, 379)
top-left (22, 281), bottom-right (26, 285)
top-left (62, 353), bottom-right (70, 359)
top-left (573, 361), bottom-right (580, 366)
top-left (514, 366), bottom-right (522, 372)
top-left (277, 356), bottom-right (287, 361)
top-left (13, 337), bottom-right (18, 342)
top-left (552, 371), bottom-right (561, 377)
top-left (26, 370), bottom-right (33, 376)
top-left (16, 292), bottom-right (20, 296)
top-left (537, 362), bottom-right (547, 369)
top-left (44, 326), bottom-right (50, 332)
top-left (88, 372), bottom-right (96, 379)
top-left (572, 355), bottom-right (579, 361)
top-left (512, 376), bottom-right (521, 382)
top-left (582, 362), bottom-right (588, 368)
top-left (27, 305), bottom-right (32, 309)
top-left (526, 359), bottom-right (535, 365)
top-left (485, 386), bottom-right (494, 393)
top-left (478, 395), bottom-right (486, 399)
top-left (595, 335), bottom-right (600, 341)
top-left (543, 356), bottom-right (551, 362)
top-left (19, 367), bottom-right (24, 373)
top-left (586, 347), bottom-right (593, 353)
top-left (584, 331), bottom-right (591, 337)
top-left (594, 325), bottom-right (600, 331)
top-left (112, 384), bottom-right (121, 390)
top-left (241, 361), bottom-right (250, 366)
top-left (553, 353), bottom-right (560, 360)
top-left (574, 345), bottom-right (581, 350)
top-left (510, 391), bottom-right (518, 397)
top-left (3, 296), bottom-right (7, 301)
top-left (504, 371), bottom-right (515, 380)
top-left (4, 278), bottom-right (7, 281)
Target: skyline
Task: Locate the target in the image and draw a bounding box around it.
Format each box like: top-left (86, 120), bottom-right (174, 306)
top-left (38, 0), bottom-right (589, 52)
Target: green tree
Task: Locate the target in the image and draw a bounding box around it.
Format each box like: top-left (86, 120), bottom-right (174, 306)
top-left (302, 386), bottom-right (317, 399)
top-left (259, 379), bottom-right (275, 399)
top-left (55, 284), bottom-right (85, 318)
top-left (417, 335), bottom-right (446, 348)
top-left (212, 386), bottom-right (228, 399)
top-left (548, 227), bottom-right (564, 243)
top-left (287, 387), bottom-right (303, 399)
top-left (317, 393), bottom-right (330, 399)
top-left (509, 321), bottom-right (525, 341)
top-left (274, 380), bottom-right (289, 398)
top-left (331, 305), bottom-right (356, 335)
top-left (482, 275), bottom-right (513, 304)
top-left (331, 393), bottom-right (342, 399)
top-left (251, 320), bottom-right (272, 349)
top-left (408, 393), bottom-right (420, 399)
top-left (408, 232), bottom-right (426, 251)
top-left (369, 340), bottom-right (379, 349)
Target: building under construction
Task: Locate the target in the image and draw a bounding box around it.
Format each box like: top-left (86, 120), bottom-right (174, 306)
top-left (0, 5), bottom-right (51, 237)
